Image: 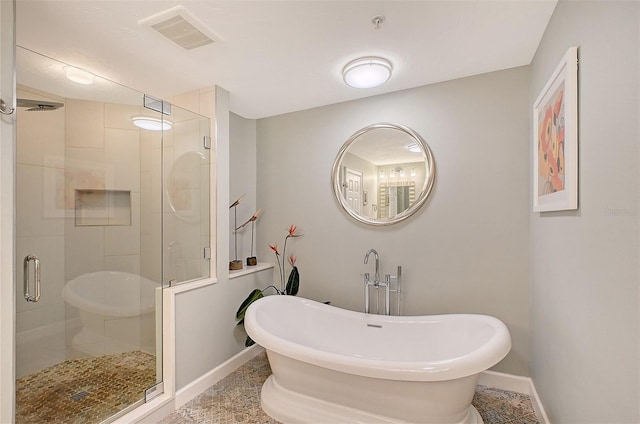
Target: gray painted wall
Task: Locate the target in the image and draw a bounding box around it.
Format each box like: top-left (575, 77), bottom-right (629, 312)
top-left (530, 1), bottom-right (640, 422)
top-left (256, 67), bottom-right (531, 376)
top-left (230, 112), bottom-right (258, 264)
top-left (174, 266), bottom-right (273, 389)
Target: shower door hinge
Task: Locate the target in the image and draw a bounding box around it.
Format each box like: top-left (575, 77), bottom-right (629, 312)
top-left (203, 247), bottom-right (211, 259)
top-left (203, 135), bottom-right (211, 149)
top-left (145, 381), bottom-right (164, 403)
top-left (143, 94), bottom-right (172, 116)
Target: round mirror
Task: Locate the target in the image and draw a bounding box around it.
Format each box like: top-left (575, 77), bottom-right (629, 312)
top-left (332, 123), bottom-right (435, 226)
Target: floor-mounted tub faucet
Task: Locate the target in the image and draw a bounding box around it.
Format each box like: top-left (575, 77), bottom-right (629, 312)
top-left (364, 249), bottom-right (380, 283)
top-left (363, 249), bottom-right (380, 314)
top-left (363, 249), bottom-right (401, 315)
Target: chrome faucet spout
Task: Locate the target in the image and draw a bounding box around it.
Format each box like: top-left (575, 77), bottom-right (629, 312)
top-left (364, 249), bottom-right (380, 282)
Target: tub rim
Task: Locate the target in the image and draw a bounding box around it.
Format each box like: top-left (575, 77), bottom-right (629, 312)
top-left (245, 295), bottom-right (512, 382)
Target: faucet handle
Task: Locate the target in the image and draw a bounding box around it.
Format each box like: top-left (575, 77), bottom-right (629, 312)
top-left (385, 266), bottom-right (402, 281)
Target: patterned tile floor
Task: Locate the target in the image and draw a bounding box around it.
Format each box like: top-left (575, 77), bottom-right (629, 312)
top-left (160, 352), bottom-right (539, 424)
top-left (16, 351), bottom-right (157, 424)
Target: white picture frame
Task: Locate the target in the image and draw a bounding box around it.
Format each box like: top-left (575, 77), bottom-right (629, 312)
top-left (533, 46), bottom-right (579, 212)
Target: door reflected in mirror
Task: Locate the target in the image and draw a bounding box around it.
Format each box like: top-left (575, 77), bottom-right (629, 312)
top-left (332, 123), bottom-right (435, 226)
top-left (379, 183), bottom-right (414, 219)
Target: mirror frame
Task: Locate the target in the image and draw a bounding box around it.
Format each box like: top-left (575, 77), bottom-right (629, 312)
top-left (331, 123), bottom-right (435, 226)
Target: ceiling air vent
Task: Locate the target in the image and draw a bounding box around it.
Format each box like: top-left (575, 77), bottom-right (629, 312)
top-left (139, 6), bottom-right (222, 50)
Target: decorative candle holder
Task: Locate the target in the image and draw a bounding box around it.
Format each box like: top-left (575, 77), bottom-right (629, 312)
top-left (229, 194), bottom-right (245, 271)
top-left (237, 208), bottom-right (262, 267)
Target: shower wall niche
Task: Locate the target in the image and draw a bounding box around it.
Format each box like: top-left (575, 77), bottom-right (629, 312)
top-left (75, 189), bottom-right (132, 227)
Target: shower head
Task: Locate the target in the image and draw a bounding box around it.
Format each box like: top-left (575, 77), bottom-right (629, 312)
top-left (17, 99), bottom-right (64, 112)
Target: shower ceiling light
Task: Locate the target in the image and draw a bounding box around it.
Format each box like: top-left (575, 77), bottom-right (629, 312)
top-left (64, 66), bottom-right (95, 85)
top-left (342, 57), bottom-right (392, 89)
top-left (132, 116), bottom-right (172, 131)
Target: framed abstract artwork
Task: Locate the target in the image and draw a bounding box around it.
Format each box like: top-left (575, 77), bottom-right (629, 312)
top-left (533, 46), bottom-right (578, 212)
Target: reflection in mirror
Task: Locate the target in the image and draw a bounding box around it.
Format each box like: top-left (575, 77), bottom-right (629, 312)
top-left (332, 123), bottom-right (435, 225)
top-left (380, 183), bottom-right (414, 219)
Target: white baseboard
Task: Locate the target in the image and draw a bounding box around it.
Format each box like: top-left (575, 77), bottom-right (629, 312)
top-left (478, 370), bottom-right (531, 393)
top-left (478, 371), bottom-right (549, 424)
top-left (174, 344), bottom-right (264, 408)
top-left (528, 378), bottom-right (551, 424)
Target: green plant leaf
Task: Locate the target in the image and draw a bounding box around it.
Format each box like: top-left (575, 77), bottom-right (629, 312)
top-left (235, 289), bottom-right (264, 321)
top-left (285, 266), bottom-right (300, 296)
top-left (245, 335), bottom-right (256, 347)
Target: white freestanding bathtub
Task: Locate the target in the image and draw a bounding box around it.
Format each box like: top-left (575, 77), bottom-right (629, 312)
top-left (62, 271), bottom-right (160, 355)
top-left (245, 296), bottom-right (512, 424)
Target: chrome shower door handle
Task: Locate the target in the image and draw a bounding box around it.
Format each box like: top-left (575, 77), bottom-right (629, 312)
top-left (23, 254), bottom-right (41, 302)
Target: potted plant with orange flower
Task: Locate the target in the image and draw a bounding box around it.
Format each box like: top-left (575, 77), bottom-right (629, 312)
top-left (235, 225), bottom-right (302, 346)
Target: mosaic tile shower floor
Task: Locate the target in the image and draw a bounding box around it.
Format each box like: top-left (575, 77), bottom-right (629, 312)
top-left (16, 350), bottom-right (156, 424)
top-left (160, 352), bottom-right (539, 424)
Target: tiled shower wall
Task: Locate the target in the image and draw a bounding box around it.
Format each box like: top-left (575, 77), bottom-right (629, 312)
top-left (62, 98), bottom-right (156, 357)
top-left (64, 99), bottom-right (144, 282)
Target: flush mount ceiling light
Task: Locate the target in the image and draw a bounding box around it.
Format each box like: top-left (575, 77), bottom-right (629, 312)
top-left (64, 66), bottom-right (95, 85)
top-left (132, 116), bottom-right (172, 131)
top-left (342, 57), bottom-right (393, 89)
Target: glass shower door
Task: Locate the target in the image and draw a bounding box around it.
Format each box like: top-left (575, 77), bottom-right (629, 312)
top-left (15, 47), bottom-right (164, 423)
top-left (163, 104), bottom-right (211, 285)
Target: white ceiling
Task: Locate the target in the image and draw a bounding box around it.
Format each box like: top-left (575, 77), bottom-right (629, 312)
top-left (15, 0), bottom-right (557, 119)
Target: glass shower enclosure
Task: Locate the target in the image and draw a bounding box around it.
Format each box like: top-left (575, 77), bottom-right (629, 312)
top-left (14, 47), bottom-right (210, 423)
